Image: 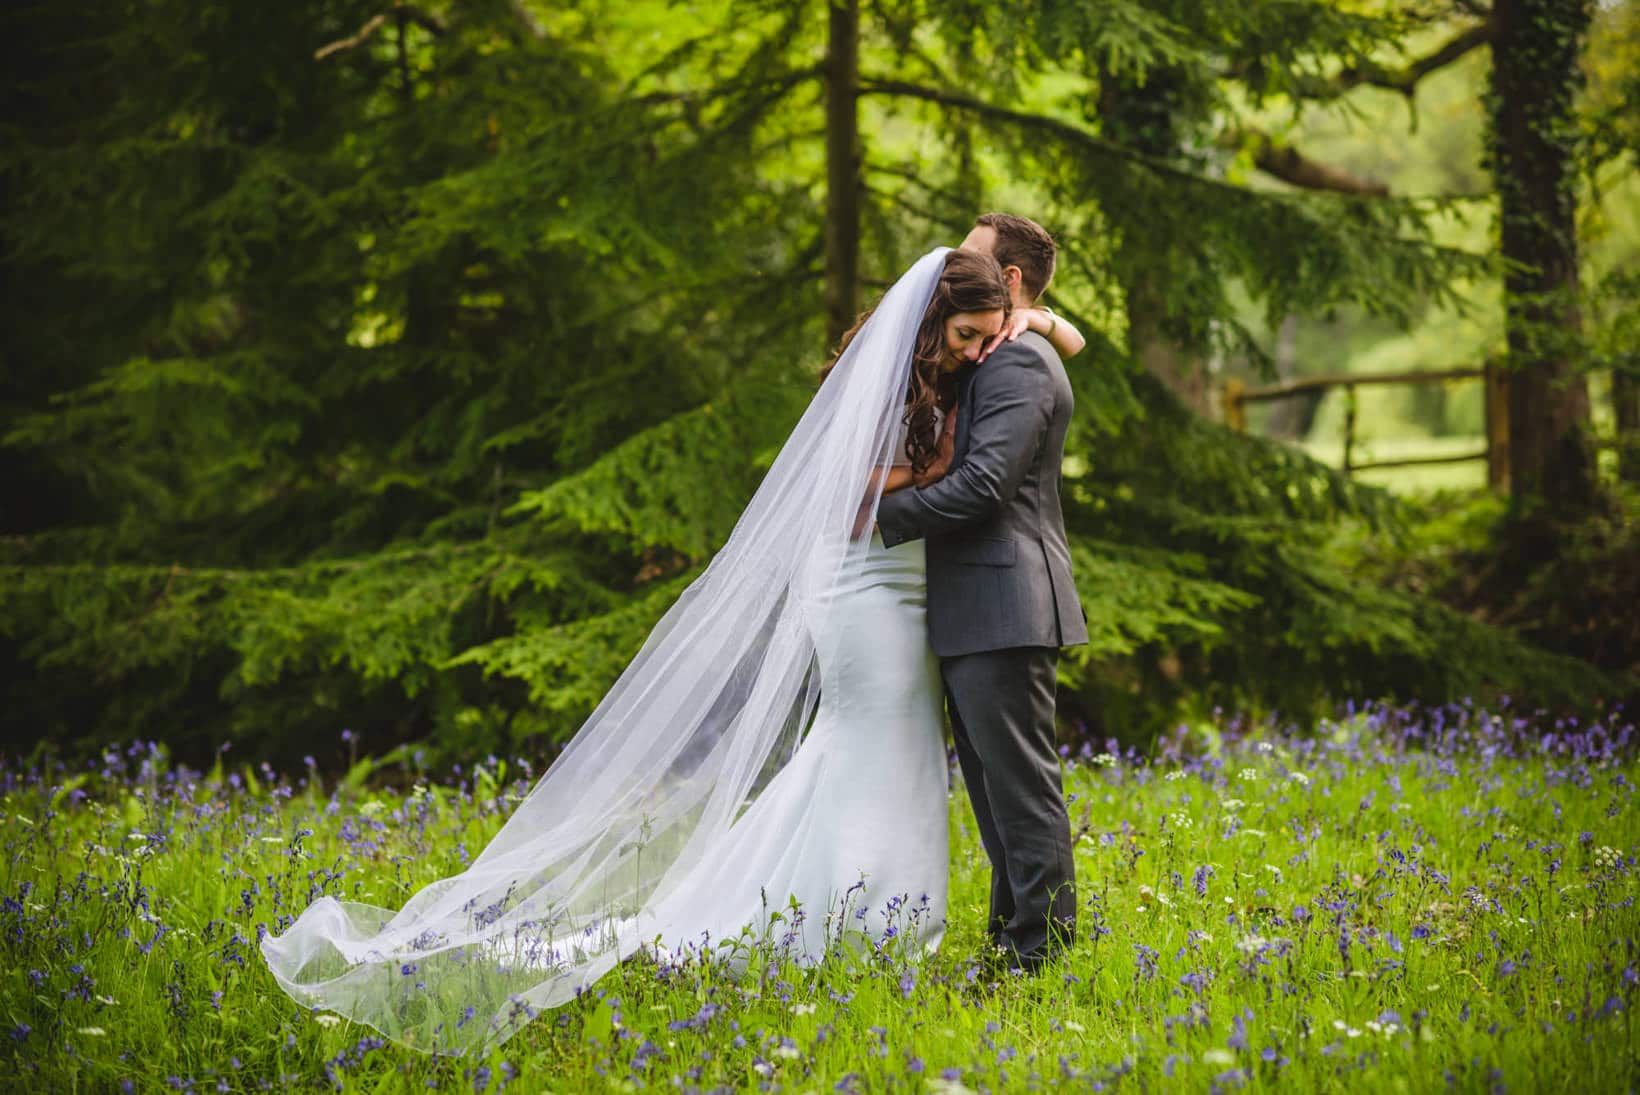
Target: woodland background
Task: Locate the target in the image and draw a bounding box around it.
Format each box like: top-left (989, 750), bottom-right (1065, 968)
top-left (2, 0), bottom-right (1637, 771)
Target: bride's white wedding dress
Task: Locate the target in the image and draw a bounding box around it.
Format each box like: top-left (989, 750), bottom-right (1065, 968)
top-left (261, 249), bottom-right (957, 1056)
top-left (625, 534), bottom-right (948, 964)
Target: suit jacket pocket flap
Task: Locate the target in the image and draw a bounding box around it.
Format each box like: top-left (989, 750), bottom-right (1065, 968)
top-left (950, 537), bottom-right (1016, 567)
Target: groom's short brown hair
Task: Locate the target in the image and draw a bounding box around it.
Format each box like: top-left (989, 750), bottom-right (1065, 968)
top-left (975, 213), bottom-right (1056, 301)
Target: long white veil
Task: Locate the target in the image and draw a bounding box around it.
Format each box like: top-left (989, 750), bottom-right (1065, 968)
top-left (260, 247), bottom-right (953, 1055)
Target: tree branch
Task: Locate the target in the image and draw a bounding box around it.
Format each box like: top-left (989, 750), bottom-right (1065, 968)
top-left (860, 78), bottom-right (1140, 166)
top-left (859, 77), bottom-right (1485, 211)
top-left (1286, 21), bottom-right (1495, 100)
top-left (315, 6), bottom-right (447, 62)
top-left (625, 63), bottom-right (824, 110)
top-left (1226, 128), bottom-right (1391, 195)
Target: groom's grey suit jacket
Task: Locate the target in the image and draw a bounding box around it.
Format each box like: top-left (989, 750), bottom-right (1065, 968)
top-left (877, 332), bottom-right (1088, 658)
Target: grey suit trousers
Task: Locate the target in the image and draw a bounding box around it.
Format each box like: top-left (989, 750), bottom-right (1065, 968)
top-left (944, 646), bottom-right (1076, 965)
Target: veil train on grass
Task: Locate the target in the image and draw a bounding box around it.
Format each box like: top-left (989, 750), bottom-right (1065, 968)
top-left (260, 248), bottom-right (953, 1056)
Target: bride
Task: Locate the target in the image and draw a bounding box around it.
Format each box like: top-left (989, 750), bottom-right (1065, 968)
top-left (261, 245), bottom-right (1076, 1055)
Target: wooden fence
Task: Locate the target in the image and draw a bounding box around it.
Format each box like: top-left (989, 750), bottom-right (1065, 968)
top-left (1223, 365), bottom-right (1507, 488)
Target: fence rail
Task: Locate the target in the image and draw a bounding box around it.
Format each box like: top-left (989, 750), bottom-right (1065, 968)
top-left (1224, 365), bottom-right (1500, 483)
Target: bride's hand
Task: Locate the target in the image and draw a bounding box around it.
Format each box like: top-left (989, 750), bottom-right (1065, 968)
top-left (913, 407), bottom-right (958, 487)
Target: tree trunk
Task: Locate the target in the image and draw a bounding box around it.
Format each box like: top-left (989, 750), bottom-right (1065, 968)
top-left (824, 0), bottom-right (861, 351)
top-left (1487, 0), bottom-right (1597, 516)
top-left (1615, 368), bottom-right (1639, 483)
top-left (1096, 67), bottom-right (1214, 415)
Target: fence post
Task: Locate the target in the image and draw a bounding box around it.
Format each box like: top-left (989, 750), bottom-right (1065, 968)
top-left (1225, 378), bottom-right (1246, 431)
top-left (1342, 383), bottom-right (1357, 474)
top-left (1484, 360), bottom-right (1510, 494)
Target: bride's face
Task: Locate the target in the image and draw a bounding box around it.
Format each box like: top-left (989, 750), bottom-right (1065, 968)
top-left (941, 309), bottom-right (1006, 370)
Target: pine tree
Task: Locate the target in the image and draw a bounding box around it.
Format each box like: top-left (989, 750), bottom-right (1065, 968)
top-left (1, 0), bottom-right (1623, 766)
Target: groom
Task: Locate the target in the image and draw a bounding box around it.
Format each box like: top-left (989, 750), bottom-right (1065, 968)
top-left (876, 213), bottom-right (1088, 971)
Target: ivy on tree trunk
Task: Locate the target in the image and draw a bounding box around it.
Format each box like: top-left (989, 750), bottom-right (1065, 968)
top-left (1486, 0), bottom-right (1597, 515)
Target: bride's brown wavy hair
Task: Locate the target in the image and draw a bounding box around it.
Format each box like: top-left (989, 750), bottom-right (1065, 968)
top-left (822, 249), bottom-right (1010, 477)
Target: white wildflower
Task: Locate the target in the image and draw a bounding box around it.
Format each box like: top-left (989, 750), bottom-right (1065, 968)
top-left (260, 836), bottom-right (284, 844)
top-left (1202, 1049), bottom-right (1235, 1066)
top-left (1221, 798), bottom-right (1246, 811)
top-left (1593, 846), bottom-right (1621, 871)
top-left (1287, 771), bottom-right (1311, 786)
top-left (1063, 1020), bottom-right (1086, 1033)
top-left (790, 1003), bottom-right (816, 1015)
top-left (1091, 753), bottom-right (1118, 768)
top-left (1168, 811), bottom-right (1194, 830)
top-left (313, 1014), bottom-right (342, 1028)
top-left (1237, 768), bottom-right (1259, 782)
top-left (926, 1079), bottom-right (979, 1095)
top-left (358, 800), bottom-right (386, 817)
top-left (1165, 770), bottom-right (1186, 782)
top-left (773, 1044), bottom-right (801, 1059)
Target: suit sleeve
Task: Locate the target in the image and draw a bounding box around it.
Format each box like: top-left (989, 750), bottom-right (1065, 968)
top-left (876, 350), bottom-right (1051, 547)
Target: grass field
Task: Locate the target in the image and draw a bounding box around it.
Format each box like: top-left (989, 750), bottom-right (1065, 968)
top-left (4, 701), bottom-right (1637, 1092)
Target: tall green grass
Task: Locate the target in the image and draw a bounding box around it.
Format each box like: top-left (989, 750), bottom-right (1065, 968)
top-left (3, 702), bottom-right (1636, 1091)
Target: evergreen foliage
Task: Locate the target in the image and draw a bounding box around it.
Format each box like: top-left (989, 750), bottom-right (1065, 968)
top-left (2, 0), bottom-right (1624, 766)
